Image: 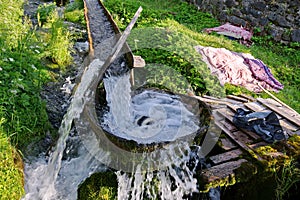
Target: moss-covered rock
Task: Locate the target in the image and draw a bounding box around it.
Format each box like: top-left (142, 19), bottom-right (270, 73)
top-left (78, 170), bottom-right (118, 200)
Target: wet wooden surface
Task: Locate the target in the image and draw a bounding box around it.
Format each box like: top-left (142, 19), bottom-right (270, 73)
top-left (197, 94), bottom-right (300, 189)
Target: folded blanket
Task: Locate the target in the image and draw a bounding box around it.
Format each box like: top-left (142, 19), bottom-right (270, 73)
top-left (194, 45), bottom-right (283, 93)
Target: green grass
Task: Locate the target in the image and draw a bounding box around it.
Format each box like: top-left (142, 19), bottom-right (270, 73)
top-left (0, 1), bottom-right (74, 198)
top-left (104, 0), bottom-right (300, 113)
top-left (0, 124), bottom-right (24, 199)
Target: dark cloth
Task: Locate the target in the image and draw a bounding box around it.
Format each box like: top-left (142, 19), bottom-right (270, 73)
top-left (233, 108), bottom-right (286, 143)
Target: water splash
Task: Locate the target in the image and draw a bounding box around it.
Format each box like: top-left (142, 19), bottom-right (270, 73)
top-left (101, 72), bottom-right (200, 144)
top-left (23, 59), bottom-right (107, 200)
top-left (23, 59), bottom-right (208, 200)
top-left (116, 142), bottom-right (199, 200)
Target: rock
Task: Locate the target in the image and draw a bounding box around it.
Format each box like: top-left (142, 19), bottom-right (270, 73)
top-left (290, 0), bottom-right (300, 7)
top-left (251, 2), bottom-right (266, 11)
top-left (286, 14), bottom-right (295, 22)
top-left (74, 41), bottom-right (89, 55)
top-left (282, 31), bottom-right (291, 41)
top-left (291, 29), bottom-right (300, 42)
top-left (267, 25), bottom-right (284, 41)
top-left (225, 0), bottom-right (236, 8)
top-left (228, 16), bottom-right (247, 27)
top-left (259, 17), bottom-right (269, 26)
top-left (232, 8), bottom-right (243, 17)
top-left (275, 15), bottom-right (291, 28)
top-left (249, 8), bottom-right (262, 18)
top-left (268, 12), bottom-right (277, 22)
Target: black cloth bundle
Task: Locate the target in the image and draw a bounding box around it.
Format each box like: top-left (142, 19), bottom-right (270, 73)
top-left (233, 108), bottom-right (286, 143)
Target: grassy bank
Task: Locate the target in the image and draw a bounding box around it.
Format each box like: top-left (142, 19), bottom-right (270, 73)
top-left (104, 0), bottom-right (300, 113)
top-left (0, 0), bottom-right (74, 198)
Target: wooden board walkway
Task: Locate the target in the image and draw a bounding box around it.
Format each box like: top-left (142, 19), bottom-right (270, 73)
top-left (196, 94), bottom-right (300, 192)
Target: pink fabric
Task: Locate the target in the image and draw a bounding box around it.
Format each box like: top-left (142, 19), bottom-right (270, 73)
top-left (204, 23), bottom-right (253, 41)
top-left (194, 45), bottom-right (283, 93)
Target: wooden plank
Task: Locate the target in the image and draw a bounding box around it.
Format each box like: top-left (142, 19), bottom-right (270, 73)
top-left (227, 95), bottom-right (249, 103)
top-left (248, 141), bottom-right (268, 149)
top-left (263, 98), bottom-right (283, 107)
top-left (203, 95), bottom-right (223, 101)
top-left (257, 98), bottom-right (300, 126)
top-left (239, 94), bottom-right (256, 102)
top-left (257, 84), bottom-right (298, 114)
top-left (201, 159), bottom-right (247, 183)
top-left (210, 149), bottom-right (243, 164)
top-left (220, 138), bottom-right (237, 150)
top-left (214, 120), bottom-right (264, 161)
top-left (230, 130), bottom-right (253, 144)
top-left (220, 120), bottom-right (237, 132)
top-left (221, 98), bottom-right (245, 106)
top-left (95, 6), bottom-right (143, 83)
top-left (279, 119), bottom-right (299, 132)
top-left (244, 102), bottom-right (266, 112)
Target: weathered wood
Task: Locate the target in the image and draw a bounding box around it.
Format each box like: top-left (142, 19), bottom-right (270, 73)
top-left (230, 130), bottom-right (253, 144)
top-left (133, 55), bottom-right (146, 68)
top-left (201, 159), bottom-right (247, 183)
top-left (239, 94), bottom-right (256, 102)
top-left (248, 141), bottom-right (268, 149)
top-left (244, 102), bottom-right (267, 112)
top-left (214, 120), bottom-right (264, 161)
top-left (279, 119), bottom-right (299, 132)
top-left (227, 94), bottom-right (249, 102)
top-left (220, 138), bottom-right (237, 150)
top-left (257, 83), bottom-right (298, 114)
top-left (210, 149), bottom-right (243, 164)
top-left (220, 120), bottom-right (238, 132)
top-left (92, 6), bottom-right (143, 87)
top-left (257, 98), bottom-right (300, 126)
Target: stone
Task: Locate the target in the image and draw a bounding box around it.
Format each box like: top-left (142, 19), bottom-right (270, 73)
top-left (259, 17), bottom-right (269, 26)
top-left (232, 8), bottom-right (243, 17)
top-left (291, 29), bottom-right (300, 42)
top-left (225, 0), bottom-right (236, 8)
top-left (268, 12), bottom-right (277, 21)
top-left (268, 25), bottom-right (284, 41)
top-left (228, 15), bottom-right (247, 27)
top-left (219, 11), bottom-right (228, 21)
top-left (249, 8), bottom-right (262, 18)
top-left (74, 41), bottom-right (89, 55)
top-left (286, 14), bottom-right (295, 22)
top-left (282, 31), bottom-right (291, 41)
top-left (251, 2), bottom-right (266, 11)
top-left (290, 0), bottom-right (300, 7)
top-left (275, 15), bottom-right (291, 28)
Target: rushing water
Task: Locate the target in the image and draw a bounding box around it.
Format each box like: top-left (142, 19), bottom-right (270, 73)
top-left (101, 73), bottom-right (200, 144)
top-left (23, 59), bottom-right (107, 200)
top-left (23, 58), bottom-right (213, 199)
